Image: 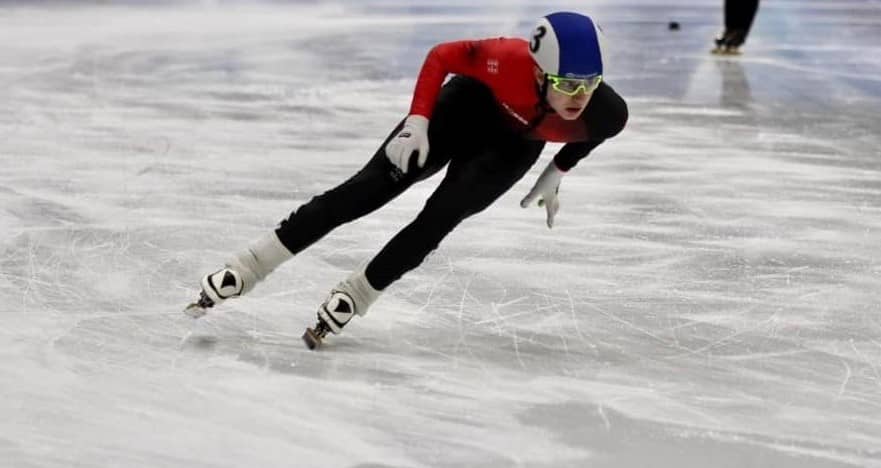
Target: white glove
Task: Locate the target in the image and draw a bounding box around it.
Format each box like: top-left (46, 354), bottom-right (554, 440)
top-left (520, 161), bottom-right (566, 228)
top-left (384, 115), bottom-right (430, 174)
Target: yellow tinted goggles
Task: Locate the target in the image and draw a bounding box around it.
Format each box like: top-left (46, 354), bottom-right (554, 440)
top-left (547, 74), bottom-right (603, 96)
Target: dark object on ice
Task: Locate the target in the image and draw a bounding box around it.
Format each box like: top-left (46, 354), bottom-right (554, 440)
top-left (668, 21), bottom-right (680, 31)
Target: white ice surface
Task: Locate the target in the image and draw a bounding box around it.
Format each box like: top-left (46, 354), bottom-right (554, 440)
top-left (1, 1), bottom-right (880, 467)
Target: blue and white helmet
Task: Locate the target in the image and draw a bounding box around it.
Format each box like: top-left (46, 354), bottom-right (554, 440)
top-left (529, 12), bottom-right (605, 79)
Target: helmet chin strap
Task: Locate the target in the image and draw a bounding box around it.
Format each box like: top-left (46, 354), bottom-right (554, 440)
top-left (536, 73), bottom-right (551, 109)
top-left (524, 73), bottom-right (553, 133)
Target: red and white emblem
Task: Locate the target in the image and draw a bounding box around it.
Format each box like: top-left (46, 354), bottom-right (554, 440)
top-left (486, 59), bottom-right (499, 74)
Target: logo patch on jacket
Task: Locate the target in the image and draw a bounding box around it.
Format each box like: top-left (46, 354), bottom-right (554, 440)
top-left (486, 59), bottom-right (499, 74)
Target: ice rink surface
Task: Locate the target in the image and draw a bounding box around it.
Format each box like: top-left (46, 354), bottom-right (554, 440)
top-left (1, 0), bottom-right (880, 467)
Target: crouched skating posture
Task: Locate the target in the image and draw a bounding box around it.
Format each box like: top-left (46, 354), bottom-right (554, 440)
top-left (185, 11), bottom-right (628, 349)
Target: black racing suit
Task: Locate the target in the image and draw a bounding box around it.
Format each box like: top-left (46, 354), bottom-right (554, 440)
top-left (275, 76), bottom-right (628, 290)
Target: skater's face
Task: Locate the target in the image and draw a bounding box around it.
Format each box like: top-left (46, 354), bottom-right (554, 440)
top-left (536, 67), bottom-right (599, 120)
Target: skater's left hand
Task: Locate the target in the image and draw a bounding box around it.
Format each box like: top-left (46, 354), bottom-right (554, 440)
top-left (520, 161), bottom-right (565, 229)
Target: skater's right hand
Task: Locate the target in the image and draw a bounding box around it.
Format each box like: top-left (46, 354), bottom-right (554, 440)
top-left (520, 161), bottom-right (566, 229)
top-left (385, 115), bottom-right (430, 174)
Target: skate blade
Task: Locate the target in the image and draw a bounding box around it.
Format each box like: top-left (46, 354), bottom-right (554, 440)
top-left (183, 302), bottom-right (207, 319)
top-left (302, 327), bottom-right (323, 350)
top-left (711, 48), bottom-right (741, 56)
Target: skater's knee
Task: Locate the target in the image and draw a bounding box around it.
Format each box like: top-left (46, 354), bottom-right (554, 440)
top-left (278, 195), bottom-right (346, 237)
top-left (420, 202), bottom-right (472, 233)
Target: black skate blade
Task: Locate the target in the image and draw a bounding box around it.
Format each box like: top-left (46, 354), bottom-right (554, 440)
top-left (302, 327), bottom-right (323, 350)
top-left (711, 47), bottom-right (741, 56)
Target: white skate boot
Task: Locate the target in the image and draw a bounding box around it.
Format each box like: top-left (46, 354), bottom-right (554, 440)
top-left (302, 290), bottom-right (356, 348)
top-left (184, 232), bottom-right (292, 318)
top-left (184, 268), bottom-right (245, 318)
top-left (302, 270), bottom-right (381, 350)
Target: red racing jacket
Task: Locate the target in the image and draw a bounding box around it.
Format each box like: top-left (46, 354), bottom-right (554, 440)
top-left (407, 37), bottom-right (621, 170)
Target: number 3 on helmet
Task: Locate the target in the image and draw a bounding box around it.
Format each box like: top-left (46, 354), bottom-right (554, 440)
top-left (529, 12), bottom-right (606, 93)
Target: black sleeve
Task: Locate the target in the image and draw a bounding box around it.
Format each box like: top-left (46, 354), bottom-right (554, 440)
top-left (552, 81), bottom-right (628, 172)
top-left (553, 140), bottom-right (603, 171)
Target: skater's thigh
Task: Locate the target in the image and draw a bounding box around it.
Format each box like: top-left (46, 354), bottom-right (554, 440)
top-left (428, 76), bottom-right (510, 157)
top-left (424, 139), bottom-right (545, 219)
top-left (356, 76), bottom-right (509, 208)
top-left (345, 117), bottom-right (449, 194)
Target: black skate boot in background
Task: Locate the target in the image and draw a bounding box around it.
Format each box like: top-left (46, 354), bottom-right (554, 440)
top-left (712, 29), bottom-right (746, 55)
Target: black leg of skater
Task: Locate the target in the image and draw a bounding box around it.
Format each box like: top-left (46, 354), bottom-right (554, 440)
top-left (726, 0), bottom-right (760, 34)
top-left (366, 137), bottom-right (545, 290)
top-left (303, 140), bottom-right (545, 348)
top-left (715, 0), bottom-right (760, 54)
top-left (276, 76), bottom-right (500, 257)
top-left (302, 77), bottom-right (530, 347)
top-left (274, 121), bottom-right (445, 257)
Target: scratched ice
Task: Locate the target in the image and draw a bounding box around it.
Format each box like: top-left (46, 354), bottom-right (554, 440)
top-left (1, 1), bottom-right (880, 467)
